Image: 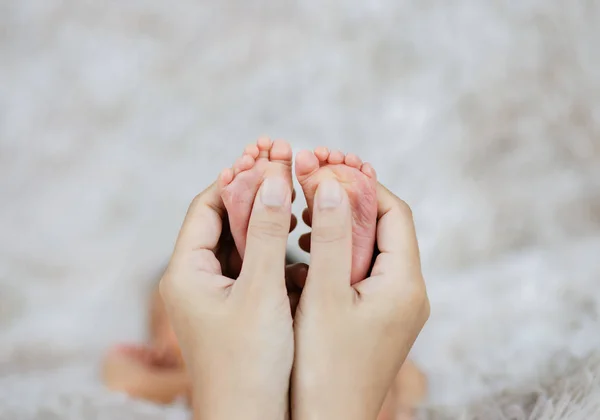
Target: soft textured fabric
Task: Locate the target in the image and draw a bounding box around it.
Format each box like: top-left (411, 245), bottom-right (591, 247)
top-left (1, 1), bottom-right (599, 418)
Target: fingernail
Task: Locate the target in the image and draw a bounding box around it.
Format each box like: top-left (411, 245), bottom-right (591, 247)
top-left (260, 177), bottom-right (289, 208)
top-left (317, 179), bottom-right (342, 209)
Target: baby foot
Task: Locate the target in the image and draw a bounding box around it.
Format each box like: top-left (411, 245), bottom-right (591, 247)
top-left (295, 148), bottom-right (377, 284)
top-left (378, 360), bottom-right (428, 420)
top-left (219, 137), bottom-right (294, 257)
top-left (111, 343), bottom-right (180, 369)
top-left (103, 344), bottom-right (190, 404)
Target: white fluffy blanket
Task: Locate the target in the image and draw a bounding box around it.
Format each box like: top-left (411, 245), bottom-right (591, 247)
top-left (1, 1), bottom-right (599, 418)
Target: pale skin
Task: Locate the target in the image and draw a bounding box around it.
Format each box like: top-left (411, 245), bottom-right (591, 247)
top-left (103, 139), bottom-right (429, 419)
top-left (291, 179), bottom-right (430, 420)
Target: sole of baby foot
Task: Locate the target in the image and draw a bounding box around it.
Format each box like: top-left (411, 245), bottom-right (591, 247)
top-left (295, 147), bottom-right (377, 284)
top-left (218, 137), bottom-right (294, 258)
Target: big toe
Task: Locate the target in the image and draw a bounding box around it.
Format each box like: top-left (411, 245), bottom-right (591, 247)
top-left (295, 150), bottom-right (319, 180)
top-left (270, 139), bottom-right (293, 163)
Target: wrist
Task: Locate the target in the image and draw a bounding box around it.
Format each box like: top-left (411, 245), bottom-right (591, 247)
top-left (192, 392), bottom-right (288, 420)
top-left (292, 399), bottom-right (373, 420)
top-left (292, 378), bottom-right (384, 420)
top-left (191, 372), bottom-right (289, 420)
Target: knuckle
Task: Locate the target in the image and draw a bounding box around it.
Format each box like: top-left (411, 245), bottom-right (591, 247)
top-left (247, 219), bottom-right (289, 239)
top-left (394, 198), bottom-right (413, 220)
top-left (188, 193), bottom-right (221, 218)
top-left (188, 193), bottom-right (204, 212)
top-left (311, 224), bottom-right (349, 244)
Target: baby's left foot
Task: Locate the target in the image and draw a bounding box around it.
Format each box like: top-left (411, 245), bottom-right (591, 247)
top-left (218, 137), bottom-right (294, 257)
top-left (110, 343), bottom-right (179, 369)
top-left (103, 345), bottom-right (190, 404)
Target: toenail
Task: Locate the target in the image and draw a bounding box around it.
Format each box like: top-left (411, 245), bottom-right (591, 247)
top-left (317, 179), bottom-right (342, 209)
top-left (260, 177), bottom-right (289, 208)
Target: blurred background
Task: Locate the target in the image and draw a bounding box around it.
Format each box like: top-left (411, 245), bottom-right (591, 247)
top-left (1, 0), bottom-right (599, 417)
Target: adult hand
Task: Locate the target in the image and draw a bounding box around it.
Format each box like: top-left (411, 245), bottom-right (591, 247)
top-left (292, 180), bottom-right (430, 420)
top-left (160, 176), bottom-right (294, 420)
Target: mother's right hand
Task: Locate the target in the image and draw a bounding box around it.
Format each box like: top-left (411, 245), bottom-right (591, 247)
top-left (292, 179), bottom-right (430, 420)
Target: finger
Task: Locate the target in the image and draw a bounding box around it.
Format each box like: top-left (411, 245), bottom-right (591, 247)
top-left (173, 181), bottom-right (224, 275)
top-left (305, 179), bottom-right (353, 294)
top-left (290, 214), bottom-right (298, 232)
top-left (239, 176), bottom-right (292, 287)
top-left (298, 232), bottom-right (311, 253)
top-left (355, 184), bottom-right (428, 332)
top-left (370, 183), bottom-right (421, 282)
top-left (302, 207), bottom-right (312, 227)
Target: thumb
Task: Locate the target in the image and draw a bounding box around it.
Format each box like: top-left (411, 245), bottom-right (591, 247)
top-left (238, 176), bottom-right (292, 289)
top-left (305, 178), bottom-right (353, 295)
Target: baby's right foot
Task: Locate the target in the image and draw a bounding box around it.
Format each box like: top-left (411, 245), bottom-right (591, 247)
top-left (378, 360), bottom-right (428, 420)
top-left (219, 137), bottom-right (294, 257)
top-left (295, 148), bottom-right (378, 284)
